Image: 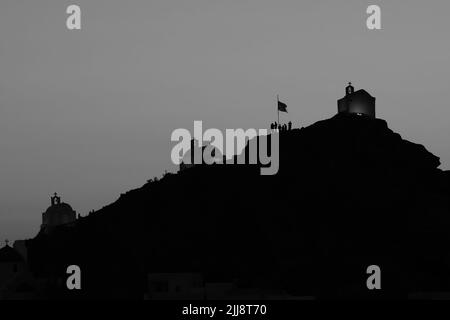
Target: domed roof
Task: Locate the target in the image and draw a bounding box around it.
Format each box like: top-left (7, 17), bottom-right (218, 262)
top-left (0, 245), bottom-right (24, 263)
top-left (44, 202), bottom-right (74, 215)
top-left (352, 89), bottom-right (375, 98)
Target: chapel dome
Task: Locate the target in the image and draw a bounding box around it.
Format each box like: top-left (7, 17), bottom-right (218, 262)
top-left (44, 202), bottom-right (74, 215)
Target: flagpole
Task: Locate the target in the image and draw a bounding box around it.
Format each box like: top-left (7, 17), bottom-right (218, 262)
top-left (277, 94), bottom-right (279, 125)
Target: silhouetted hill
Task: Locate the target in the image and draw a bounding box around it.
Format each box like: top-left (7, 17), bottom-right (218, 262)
top-left (27, 113), bottom-right (450, 299)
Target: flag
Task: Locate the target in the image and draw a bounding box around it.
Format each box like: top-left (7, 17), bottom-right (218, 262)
top-left (278, 100), bottom-right (288, 113)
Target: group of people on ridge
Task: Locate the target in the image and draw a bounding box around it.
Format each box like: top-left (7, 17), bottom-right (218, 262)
top-left (270, 121), bottom-right (292, 132)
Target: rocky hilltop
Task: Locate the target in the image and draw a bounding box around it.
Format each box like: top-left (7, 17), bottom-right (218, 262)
top-left (28, 113), bottom-right (450, 299)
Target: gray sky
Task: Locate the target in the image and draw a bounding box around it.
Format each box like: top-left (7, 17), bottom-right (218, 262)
top-left (1, 0), bottom-right (450, 242)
